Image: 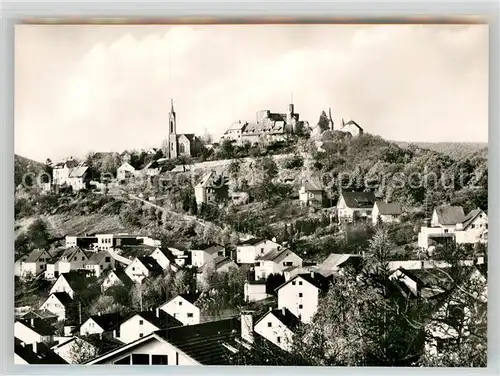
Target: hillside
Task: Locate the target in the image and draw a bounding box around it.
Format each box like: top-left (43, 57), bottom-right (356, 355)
top-left (394, 141), bottom-right (488, 160)
top-left (14, 154), bottom-right (46, 187)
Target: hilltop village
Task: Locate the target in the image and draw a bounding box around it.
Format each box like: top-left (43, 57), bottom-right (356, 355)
top-left (14, 100), bottom-right (488, 366)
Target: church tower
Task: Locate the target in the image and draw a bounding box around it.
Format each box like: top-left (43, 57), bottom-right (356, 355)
top-left (168, 99), bottom-right (178, 159)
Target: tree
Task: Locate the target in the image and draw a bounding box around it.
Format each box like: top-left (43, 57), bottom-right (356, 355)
top-left (317, 110), bottom-right (330, 132)
top-left (68, 338), bottom-right (99, 364)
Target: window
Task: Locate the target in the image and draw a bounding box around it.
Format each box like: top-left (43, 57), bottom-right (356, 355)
top-left (283, 261), bottom-right (293, 267)
top-left (218, 251), bottom-right (223, 256)
top-left (298, 293), bottom-right (303, 297)
top-left (292, 281), bottom-right (296, 286)
top-left (105, 257), bottom-right (111, 262)
top-left (114, 355), bottom-right (131, 365)
top-left (131, 354), bottom-right (149, 365)
top-left (277, 337), bottom-right (281, 343)
top-left (268, 322), bottom-right (272, 327)
top-left (132, 267), bottom-right (135, 271)
top-left (139, 333), bottom-right (144, 338)
top-left (179, 301), bottom-right (183, 306)
top-left (82, 257), bottom-right (85, 261)
top-left (139, 320), bottom-right (144, 325)
top-left (187, 313), bottom-right (193, 318)
top-left (298, 281), bottom-right (303, 286)
top-left (485, 224), bottom-right (488, 229)
top-left (151, 355), bottom-right (168, 365)
top-left (261, 248), bottom-right (264, 253)
top-left (74, 257), bottom-right (77, 261)
top-left (444, 229), bottom-right (449, 233)
top-left (299, 304), bottom-right (303, 309)
top-left (471, 224), bottom-right (476, 229)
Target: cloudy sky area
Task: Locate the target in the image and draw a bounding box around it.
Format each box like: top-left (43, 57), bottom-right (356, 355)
top-left (15, 24), bottom-right (488, 162)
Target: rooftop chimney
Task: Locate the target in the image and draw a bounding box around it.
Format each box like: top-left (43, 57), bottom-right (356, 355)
top-left (30, 318), bottom-right (35, 327)
top-left (310, 271), bottom-right (315, 279)
top-left (281, 307), bottom-right (286, 316)
top-left (240, 311), bottom-right (254, 344)
top-left (268, 306), bottom-right (272, 312)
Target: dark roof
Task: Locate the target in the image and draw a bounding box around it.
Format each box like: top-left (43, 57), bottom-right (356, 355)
top-left (135, 310), bottom-right (183, 329)
top-left (342, 120), bottom-right (363, 130)
top-left (152, 247), bottom-right (176, 263)
top-left (340, 191), bottom-right (376, 209)
top-left (59, 246), bottom-right (87, 261)
top-left (178, 293), bottom-right (201, 305)
top-left (276, 272), bottom-right (331, 293)
top-left (156, 317), bottom-right (241, 365)
top-left (87, 251), bottom-right (111, 264)
top-left (259, 248), bottom-right (298, 263)
top-left (17, 318), bottom-right (55, 336)
top-left (22, 309), bottom-right (58, 321)
top-left (109, 269), bottom-right (134, 287)
top-left (15, 341), bottom-right (67, 364)
top-left (137, 256), bottom-right (163, 274)
top-left (88, 313), bottom-right (125, 332)
top-left (58, 270), bottom-right (92, 292)
top-left (255, 308), bottom-right (301, 331)
top-left (238, 238), bottom-right (266, 246)
top-left (434, 206), bottom-right (466, 225)
top-left (375, 201), bottom-right (402, 215)
top-left (83, 334), bottom-right (124, 354)
top-left (198, 256), bottom-right (236, 273)
top-left (25, 249), bottom-right (51, 263)
top-left (462, 208), bottom-right (485, 229)
top-left (51, 292), bottom-right (73, 307)
top-left (203, 244), bottom-right (225, 255)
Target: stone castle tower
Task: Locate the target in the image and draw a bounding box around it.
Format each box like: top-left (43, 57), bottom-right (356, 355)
top-left (168, 99), bottom-right (178, 159)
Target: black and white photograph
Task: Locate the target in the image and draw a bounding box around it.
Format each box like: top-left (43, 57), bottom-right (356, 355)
top-left (14, 23), bottom-right (488, 367)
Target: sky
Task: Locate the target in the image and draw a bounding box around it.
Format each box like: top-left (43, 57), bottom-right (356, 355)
top-left (15, 23), bottom-right (489, 162)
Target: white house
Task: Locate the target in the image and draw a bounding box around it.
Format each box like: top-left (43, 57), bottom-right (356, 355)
top-left (15, 339), bottom-right (68, 364)
top-left (117, 162), bottom-right (136, 181)
top-left (14, 255), bottom-right (28, 278)
top-left (51, 336), bottom-right (99, 364)
top-left (149, 247), bottom-right (178, 272)
top-left (372, 201), bottom-right (403, 225)
top-left (67, 166), bottom-right (90, 191)
top-left (339, 119), bottom-right (364, 138)
top-left (190, 244), bottom-right (226, 267)
top-left (124, 256), bottom-right (163, 283)
top-left (52, 159), bottom-right (78, 186)
top-left (21, 249), bottom-right (54, 279)
top-left (236, 238), bottom-right (281, 264)
top-left (80, 312), bottom-right (124, 336)
top-left (337, 191), bottom-right (376, 222)
top-left (158, 294), bottom-right (201, 326)
top-left (254, 307), bottom-right (300, 352)
top-left (85, 250), bottom-right (115, 277)
top-left (276, 272), bottom-right (331, 324)
top-left (15, 318), bottom-right (54, 345)
top-left (39, 292), bottom-right (73, 321)
top-left (114, 310), bottom-right (183, 344)
top-left (101, 269), bottom-right (134, 292)
top-left (454, 208), bottom-right (488, 245)
top-left (56, 247), bottom-right (89, 274)
top-left (49, 271), bottom-right (90, 299)
top-left (298, 180), bottom-right (324, 207)
top-left (254, 249), bottom-right (303, 281)
top-left (86, 316), bottom-right (258, 365)
top-left (194, 171), bottom-right (218, 206)
top-left (244, 280), bottom-right (270, 303)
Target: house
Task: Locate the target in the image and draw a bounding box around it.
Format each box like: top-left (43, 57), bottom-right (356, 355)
top-left (21, 309), bottom-right (58, 323)
top-left (140, 160), bottom-right (161, 178)
top-left (337, 191), bottom-right (376, 222)
top-left (51, 336), bottom-right (99, 364)
top-left (194, 171), bottom-right (228, 206)
top-left (117, 162), bottom-right (136, 181)
top-left (65, 235), bottom-right (98, 249)
top-left (49, 271), bottom-right (91, 299)
top-left (124, 256), bottom-right (163, 283)
top-left (120, 151), bottom-right (132, 163)
top-left (197, 256), bottom-right (239, 285)
top-left (149, 247), bottom-right (178, 272)
top-left (39, 292), bottom-right (73, 321)
top-left (86, 313), bottom-right (292, 366)
top-left (298, 179), bottom-right (324, 207)
top-left (14, 255), bottom-right (28, 277)
top-left (236, 238), bottom-right (281, 264)
top-left (158, 294), bottom-right (201, 326)
top-left (254, 249), bottom-right (303, 281)
top-left (424, 266), bottom-right (487, 356)
top-left (254, 307), bottom-right (301, 352)
top-left (276, 272), bottom-right (331, 324)
top-left (101, 269), bottom-right (133, 292)
top-left (85, 250), bottom-right (115, 277)
top-left (80, 312), bottom-right (124, 336)
top-left (15, 339), bottom-right (67, 364)
top-left (372, 201), bottom-right (403, 225)
top-left (220, 121), bottom-right (247, 146)
top-left (317, 253), bottom-right (362, 276)
top-left (56, 246), bottom-right (89, 275)
top-left (417, 206), bottom-right (488, 249)
top-left (164, 99), bottom-right (203, 159)
top-left (244, 280), bottom-right (270, 302)
top-left (114, 309), bottom-right (183, 344)
top-left (388, 267), bottom-right (451, 299)
top-left (21, 249), bottom-right (54, 279)
top-left (52, 159), bottom-right (78, 186)
top-left (67, 166), bottom-right (91, 191)
top-left (190, 244), bottom-right (226, 267)
top-left (15, 318), bottom-right (55, 345)
top-left (339, 119), bottom-right (364, 138)
top-left (231, 191), bottom-right (250, 205)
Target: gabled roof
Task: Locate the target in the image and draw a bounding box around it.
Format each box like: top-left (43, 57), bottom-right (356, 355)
top-left (105, 269), bottom-right (133, 287)
top-left (22, 309), bottom-right (58, 321)
top-left (25, 249), bottom-right (51, 263)
top-left (59, 246), bottom-right (87, 261)
top-left (87, 250), bottom-right (111, 264)
top-left (462, 208), bottom-right (486, 230)
top-left (16, 318), bottom-right (55, 336)
top-left (151, 247), bottom-right (176, 263)
top-left (118, 162), bottom-right (135, 170)
top-left (259, 248), bottom-right (300, 264)
top-left (15, 341), bottom-right (67, 364)
top-left (276, 272), bottom-right (331, 293)
top-left (87, 313), bottom-right (124, 332)
top-left (238, 238), bottom-right (266, 246)
top-left (162, 293), bottom-right (201, 307)
top-left (135, 256), bottom-right (163, 274)
top-left (69, 166), bottom-right (88, 178)
top-left (56, 270), bottom-right (92, 292)
top-left (341, 120), bottom-right (363, 130)
top-left (434, 205), bottom-right (466, 225)
top-left (375, 201), bottom-right (402, 215)
top-left (196, 171), bottom-right (217, 188)
top-left (302, 178), bottom-right (323, 192)
top-left (133, 310), bottom-right (183, 330)
top-left (203, 244), bottom-right (225, 255)
top-left (255, 308), bottom-right (301, 331)
top-left (50, 292), bottom-right (73, 307)
top-left (319, 253), bottom-right (356, 271)
top-left (198, 256), bottom-right (236, 273)
top-left (340, 191), bottom-right (376, 209)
